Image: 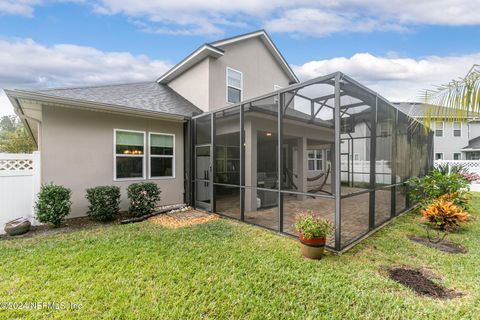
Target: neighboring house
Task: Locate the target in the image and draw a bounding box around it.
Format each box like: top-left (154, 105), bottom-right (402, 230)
top-left (394, 102), bottom-right (480, 160)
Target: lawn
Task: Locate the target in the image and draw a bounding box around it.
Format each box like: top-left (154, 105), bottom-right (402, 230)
top-left (1, 197), bottom-right (480, 319)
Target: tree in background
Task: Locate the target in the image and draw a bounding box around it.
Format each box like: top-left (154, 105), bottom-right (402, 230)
top-left (0, 115), bottom-right (36, 153)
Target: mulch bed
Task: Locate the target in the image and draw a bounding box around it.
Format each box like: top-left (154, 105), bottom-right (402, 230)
top-left (0, 213), bottom-right (131, 240)
top-left (387, 267), bottom-right (462, 299)
top-left (409, 236), bottom-right (467, 254)
top-left (149, 209), bottom-right (218, 228)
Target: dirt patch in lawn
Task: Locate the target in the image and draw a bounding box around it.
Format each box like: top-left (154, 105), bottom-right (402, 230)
top-left (388, 267), bottom-right (462, 299)
top-left (409, 236), bottom-right (467, 254)
top-left (149, 209), bottom-right (218, 228)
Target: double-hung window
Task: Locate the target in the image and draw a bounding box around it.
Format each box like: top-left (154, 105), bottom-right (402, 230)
top-left (149, 133), bottom-right (175, 178)
top-left (114, 130), bottom-right (145, 180)
top-left (435, 121), bottom-right (444, 137)
top-left (227, 67), bottom-right (242, 104)
top-left (453, 122), bottom-right (461, 137)
top-left (308, 150), bottom-right (323, 171)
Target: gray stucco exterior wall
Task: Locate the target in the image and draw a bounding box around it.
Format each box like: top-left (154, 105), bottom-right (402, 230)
top-left (209, 37), bottom-right (292, 110)
top-left (40, 105), bottom-right (185, 218)
top-left (168, 58), bottom-right (210, 112)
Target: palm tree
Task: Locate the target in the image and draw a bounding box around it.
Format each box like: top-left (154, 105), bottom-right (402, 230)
top-left (422, 64), bottom-right (480, 127)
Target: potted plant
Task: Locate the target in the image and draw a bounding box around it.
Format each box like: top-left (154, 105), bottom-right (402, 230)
top-left (294, 211), bottom-right (333, 259)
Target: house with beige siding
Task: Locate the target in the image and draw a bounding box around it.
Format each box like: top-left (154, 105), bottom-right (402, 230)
top-left (5, 30), bottom-right (432, 251)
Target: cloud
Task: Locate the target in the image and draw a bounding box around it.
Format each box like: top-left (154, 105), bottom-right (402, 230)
top-left (264, 8), bottom-right (407, 36)
top-left (0, 0), bottom-right (41, 16)
top-left (2, 1), bottom-right (480, 36)
top-left (0, 38), bottom-right (171, 115)
top-left (293, 52), bottom-right (480, 101)
top-left (91, 0), bottom-right (480, 37)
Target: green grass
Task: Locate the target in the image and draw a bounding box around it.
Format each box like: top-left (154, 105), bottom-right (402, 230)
top-left (1, 197), bottom-right (480, 319)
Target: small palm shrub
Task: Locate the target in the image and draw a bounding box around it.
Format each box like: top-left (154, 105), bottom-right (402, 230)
top-left (127, 182), bottom-right (161, 217)
top-left (85, 186), bottom-right (121, 221)
top-left (294, 211), bottom-right (333, 239)
top-left (35, 183), bottom-right (72, 227)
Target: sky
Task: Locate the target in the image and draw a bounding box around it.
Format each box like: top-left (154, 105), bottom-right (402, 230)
top-left (1, 0), bottom-right (480, 116)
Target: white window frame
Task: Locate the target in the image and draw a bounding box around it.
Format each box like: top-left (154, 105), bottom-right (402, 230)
top-left (226, 67), bottom-right (243, 104)
top-left (435, 152), bottom-right (444, 160)
top-left (113, 129), bottom-right (146, 181)
top-left (148, 132), bottom-right (175, 179)
top-left (307, 149), bottom-right (323, 171)
top-left (435, 121), bottom-right (444, 137)
top-left (453, 152), bottom-right (462, 160)
top-left (453, 122), bottom-right (462, 137)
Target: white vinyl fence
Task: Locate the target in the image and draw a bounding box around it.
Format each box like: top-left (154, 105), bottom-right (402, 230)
top-left (341, 160), bottom-right (392, 184)
top-left (434, 160), bottom-right (480, 192)
top-left (0, 152), bottom-right (40, 234)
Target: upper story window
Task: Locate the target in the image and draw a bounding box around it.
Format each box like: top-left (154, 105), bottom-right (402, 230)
top-left (435, 153), bottom-right (443, 160)
top-left (435, 121), bottom-right (444, 137)
top-left (227, 67), bottom-right (242, 104)
top-left (453, 122), bottom-right (461, 137)
top-left (114, 129), bottom-right (145, 180)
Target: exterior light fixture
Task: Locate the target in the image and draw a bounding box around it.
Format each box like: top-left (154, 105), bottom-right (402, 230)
top-left (266, 132), bottom-right (272, 137)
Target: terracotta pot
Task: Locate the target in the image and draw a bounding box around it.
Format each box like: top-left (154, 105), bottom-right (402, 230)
top-left (299, 233), bottom-right (326, 259)
top-left (4, 218), bottom-right (31, 236)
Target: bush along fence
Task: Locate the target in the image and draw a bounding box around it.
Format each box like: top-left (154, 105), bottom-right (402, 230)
top-left (434, 160), bottom-right (480, 191)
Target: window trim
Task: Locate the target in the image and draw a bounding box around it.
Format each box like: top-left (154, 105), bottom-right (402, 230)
top-left (453, 122), bottom-right (462, 137)
top-left (148, 132), bottom-right (176, 180)
top-left (307, 149), bottom-right (323, 171)
top-left (453, 152), bottom-right (462, 160)
top-left (435, 152), bottom-right (444, 160)
top-left (113, 129), bottom-right (146, 182)
top-left (226, 67), bottom-right (243, 104)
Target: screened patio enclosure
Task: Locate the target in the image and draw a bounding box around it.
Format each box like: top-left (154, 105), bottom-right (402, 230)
top-left (191, 72), bottom-right (433, 252)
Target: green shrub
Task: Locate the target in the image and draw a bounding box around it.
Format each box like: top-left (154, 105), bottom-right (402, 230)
top-left (407, 170), bottom-right (470, 208)
top-left (35, 183), bottom-right (72, 227)
top-left (85, 186), bottom-right (121, 221)
top-left (127, 182), bottom-right (161, 217)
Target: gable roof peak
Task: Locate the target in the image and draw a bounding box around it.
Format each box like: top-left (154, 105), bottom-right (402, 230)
top-left (157, 29), bottom-right (298, 84)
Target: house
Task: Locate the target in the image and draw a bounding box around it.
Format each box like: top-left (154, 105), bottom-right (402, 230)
top-left (5, 30), bottom-right (432, 251)
top-left (394, 102), bottom-right (480, 160)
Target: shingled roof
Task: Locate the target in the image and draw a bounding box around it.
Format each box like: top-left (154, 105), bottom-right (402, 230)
top-left (393, 102), bottom-right (479, 119)
top-left (462, 136), bottom-right (480, 150)
top-left (31, 81), bottom-right (203, 118)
